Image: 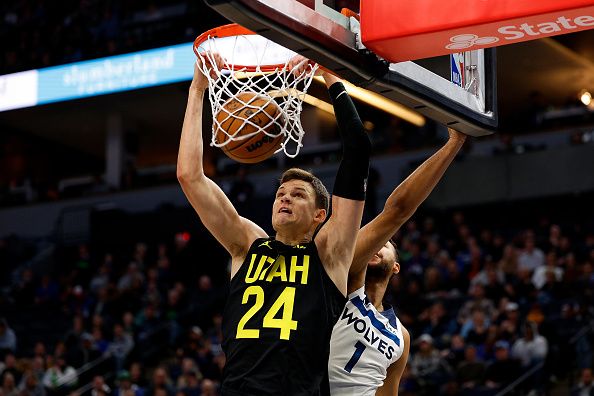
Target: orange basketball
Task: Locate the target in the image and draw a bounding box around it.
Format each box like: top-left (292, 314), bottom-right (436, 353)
top-left (214, 92), bottom-right (285, 164)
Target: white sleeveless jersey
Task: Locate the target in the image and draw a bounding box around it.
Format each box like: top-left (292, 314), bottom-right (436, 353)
top-left (328, 286), bottom-right (405, 396)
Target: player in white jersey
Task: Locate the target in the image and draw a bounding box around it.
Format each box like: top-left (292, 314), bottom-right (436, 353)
top-left (329, 127), bottom-right (467, 395)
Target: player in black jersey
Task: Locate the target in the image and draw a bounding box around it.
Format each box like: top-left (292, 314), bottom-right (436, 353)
top-left (177, 53), bottom-right (371, 395)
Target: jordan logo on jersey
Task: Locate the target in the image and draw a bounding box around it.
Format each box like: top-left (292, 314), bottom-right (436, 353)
top-left (258, 240), bottom-right (273, 249)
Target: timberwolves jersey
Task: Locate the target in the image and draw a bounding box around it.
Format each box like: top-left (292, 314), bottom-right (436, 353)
top-left (328, 286), bottom-right (405, 396)
top-left (222, 237), bottom-right (346, 396)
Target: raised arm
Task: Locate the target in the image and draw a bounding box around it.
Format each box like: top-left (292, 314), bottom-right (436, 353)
top-left (177, 57), bottom-right (266, 274)
top-left (349, 128), bottom-right (466, 290)
top-left (315, 73), bottom-right (371, 295)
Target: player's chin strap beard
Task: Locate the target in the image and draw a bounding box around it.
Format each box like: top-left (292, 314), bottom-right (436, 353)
top-left (365, 262), bottom-right (392, 281)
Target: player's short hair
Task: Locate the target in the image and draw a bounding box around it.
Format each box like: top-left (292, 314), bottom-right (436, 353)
top-left (280, 168), bottom-right (329, 212)
top-left (388, 239), bottom-right (400, 262)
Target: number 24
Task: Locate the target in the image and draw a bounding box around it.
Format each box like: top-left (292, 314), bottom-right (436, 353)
top-left (236, 286), bottom-right (298, 340)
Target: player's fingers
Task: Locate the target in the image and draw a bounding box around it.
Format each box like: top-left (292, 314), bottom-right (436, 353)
top-left (212, 52), bottom-right (226, 69)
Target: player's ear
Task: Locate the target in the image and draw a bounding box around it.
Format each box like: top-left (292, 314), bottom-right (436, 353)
top-left (393, 261), bottom-right (400, 275)
top-left (314, 208), bottom-right (327, 224)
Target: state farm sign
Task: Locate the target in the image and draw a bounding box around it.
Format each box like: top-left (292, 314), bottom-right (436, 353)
top-left (446, 14), bottom-right (594, 50)
top-left (361, 1), bottom-right (594, 62)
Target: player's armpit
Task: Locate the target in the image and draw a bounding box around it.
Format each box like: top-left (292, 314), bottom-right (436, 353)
top-left (316, 196), bottom-right (365, 295)
top-left (376, 326), bottom-right (410, 396)
top-left (348, 208), bottom-right (409, 291)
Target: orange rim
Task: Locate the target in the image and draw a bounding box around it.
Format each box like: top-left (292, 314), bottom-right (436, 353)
top-left (193, 23), bottom-right (289, 72)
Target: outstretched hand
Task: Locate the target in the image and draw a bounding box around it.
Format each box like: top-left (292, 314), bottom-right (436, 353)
top-left (191, 52), bottom-right (225, 92)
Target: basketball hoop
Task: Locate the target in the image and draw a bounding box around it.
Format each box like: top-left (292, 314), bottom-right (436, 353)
top-left (194, 24), bottom-right (318, 158)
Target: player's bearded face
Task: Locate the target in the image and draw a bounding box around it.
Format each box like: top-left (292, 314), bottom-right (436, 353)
top-left (272, 180), bottom-right (321, 232)
top-left (367, 243), bottom-right (396, 279)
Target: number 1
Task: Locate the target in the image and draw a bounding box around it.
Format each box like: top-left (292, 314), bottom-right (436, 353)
top-left (344, 341), bottom-right (366, 373)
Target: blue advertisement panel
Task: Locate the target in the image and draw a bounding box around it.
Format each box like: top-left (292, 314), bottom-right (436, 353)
top-left (36, 43), bottom-right (195, 105)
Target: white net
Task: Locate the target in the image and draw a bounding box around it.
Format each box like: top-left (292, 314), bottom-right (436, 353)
top-left (195, 30), bottom-right (318, 158)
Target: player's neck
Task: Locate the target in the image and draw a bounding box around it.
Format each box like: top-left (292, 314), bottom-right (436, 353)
top-left (365, 277), bottom-right (390, 312)
top-left (275, 230), bottom-right (313, 246)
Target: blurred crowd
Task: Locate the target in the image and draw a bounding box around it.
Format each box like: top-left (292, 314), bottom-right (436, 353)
top-left (1, 204), bottom-right (594, 396)
top-left (0, 0), bottom-right (226, 75)
top-left (1, 233), bottom-right (227, 396)
top-left (390, 212), bottom-right (594, 395)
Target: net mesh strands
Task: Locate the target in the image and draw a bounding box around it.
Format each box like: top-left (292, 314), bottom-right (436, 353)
top-left (194, 25), bottom-right (318, 158)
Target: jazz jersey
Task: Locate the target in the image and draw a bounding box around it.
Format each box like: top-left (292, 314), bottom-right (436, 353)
top-left (222, 237), bottom-right (346, 396)
top-left (328, 286), bottom-right (405, 396)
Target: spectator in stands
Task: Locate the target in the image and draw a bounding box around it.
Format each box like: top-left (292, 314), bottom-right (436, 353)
top-left (511, 321), bottom-right (548, 368)
top-left (483, 340), bottom-right (522, 391)
top-left (113, 371), bottom-right (143, 396)
top-left (518, 236), bottom-right (545, 273)
top-left (11, 269), bottom-right (35, 306)
top-left (18, 370), bottom-right (46, 396)
top-left (572, 368), bottom-right (594, 396)
top-left (410, 334), bottom-right (452, 392)
top-left (129, 362), bottom-right (148, 390)
top-left (200, 379), bottom-right (218, 396)
top-left (31, 357), bottom-right (47, 383)
top-left (442, 334), bottom-right (467, 369)
top-left (147, 367), bottom-right (174, 396)
top-left (471, 259), bottom-right (506, 304)
top-left (89, 262), bottom-right (112, 295)
top-left (42, 355), bottom-right (78, 390)
top-left (419, 302), bottom-right (455, 347)
top-left (1, 354), bottom-right (20, 383)
top-left (499, 244), bottom-right (519, 281)
top-left (105, 324), bottom-right (134, 372)
top-left (0, 319), bottom-right (17, 355)
top-left (455, 345), bottom-right (486, 391)
top-left (178, 368), bottom-right (201, 396)
top-left (461, 308), bottom-right (490, 348)
top-left (92, 328), bottom-right (110, 355)
top-left (34, 275), bottom-right (60, 306)
top-left (80, 334), bottom-right (101, 365)
top-left (135, 305), bottom-right (161, 350)
top-left (2, 372), bottom-right (18, 396)
top-left (457, 284), bottom-right (496, 326)
top-left (512, 267), bottom-right (538, 307)
top-left (532, 251), bottom-right (563, 290)
top-left (496, 301), bottom-right (522, 342)
top-left (511, 320), bottom-right (548, 394)
top-left (91, 376), bottom-right (111, 396)
top-left (118, 263), bottom-right (145, 292)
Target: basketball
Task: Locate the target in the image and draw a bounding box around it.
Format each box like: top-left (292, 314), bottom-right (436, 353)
top-left (214, 92), bottom-right (284, 164)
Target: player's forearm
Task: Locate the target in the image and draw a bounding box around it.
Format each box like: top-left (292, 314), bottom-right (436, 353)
top-left (328, 81), bottom-right (371, 202)
top-left (177, 89), bottom-right (207, 183)
top-left (384, 132), bottom-right (464, 221)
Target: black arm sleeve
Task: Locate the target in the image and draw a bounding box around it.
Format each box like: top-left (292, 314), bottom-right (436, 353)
top-left (328, 81), bottom-right (371, 201)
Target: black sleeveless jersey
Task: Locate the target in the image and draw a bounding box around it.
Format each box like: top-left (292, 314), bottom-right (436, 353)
top-left (221, 237), bottom-right (346, 396)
